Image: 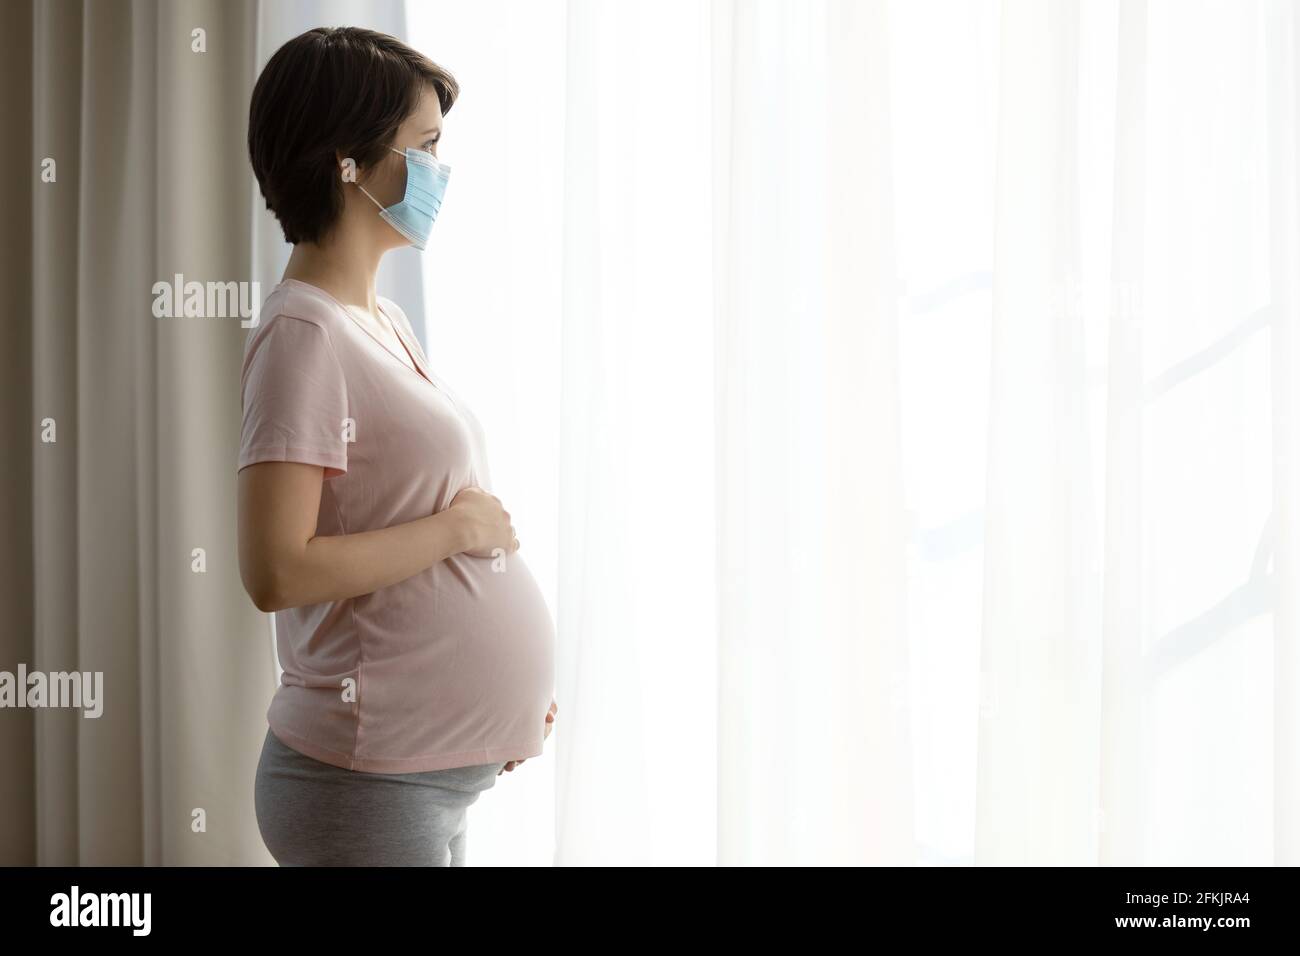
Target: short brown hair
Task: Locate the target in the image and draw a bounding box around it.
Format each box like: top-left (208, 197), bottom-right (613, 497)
top-left (248, 27), bottom-right (458, 245)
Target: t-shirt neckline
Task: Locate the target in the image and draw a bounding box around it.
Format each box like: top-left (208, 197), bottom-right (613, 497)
top-left (277, 277), bottom-right (435, 389)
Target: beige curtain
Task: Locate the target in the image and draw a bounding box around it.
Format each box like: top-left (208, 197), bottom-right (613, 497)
top-left (1, 0), bottom-right (272, 865)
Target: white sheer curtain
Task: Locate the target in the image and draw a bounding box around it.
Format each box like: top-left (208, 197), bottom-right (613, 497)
top-left (408, 0), bottom-right (1299, 865)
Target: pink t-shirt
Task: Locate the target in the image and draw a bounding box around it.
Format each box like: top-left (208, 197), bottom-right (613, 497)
top-left (238, 278), bottom-right (555, 773)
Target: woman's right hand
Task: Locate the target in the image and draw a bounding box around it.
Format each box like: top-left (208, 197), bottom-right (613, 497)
top-left (448, 486), bottom-right (519, 558)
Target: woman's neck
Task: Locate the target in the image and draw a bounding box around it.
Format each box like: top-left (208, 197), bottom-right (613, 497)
top-left (282, 229), bottom-right (383, 315)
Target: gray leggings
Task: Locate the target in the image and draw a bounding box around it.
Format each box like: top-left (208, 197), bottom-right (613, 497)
top-left (254, 727), bottom-right (507, 866)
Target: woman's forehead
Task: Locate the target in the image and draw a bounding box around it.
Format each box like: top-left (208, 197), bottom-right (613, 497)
top-left (404, 87), bottom-right (444, 132)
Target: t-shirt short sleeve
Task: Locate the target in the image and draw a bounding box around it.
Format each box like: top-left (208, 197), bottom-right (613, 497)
top-left (239, 314), bottom-right (350, 478)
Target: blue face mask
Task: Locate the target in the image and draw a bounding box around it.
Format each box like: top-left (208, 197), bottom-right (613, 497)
top-left (358, 146), bottom-right (450, 250)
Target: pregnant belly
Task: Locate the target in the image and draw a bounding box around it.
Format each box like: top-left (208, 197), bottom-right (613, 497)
top-left (356, 548), bottom-right (556, 760)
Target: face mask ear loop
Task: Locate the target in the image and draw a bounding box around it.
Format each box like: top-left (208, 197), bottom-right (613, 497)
top-left (352, 144), bottom-right (412, 211)
top-left (356, 181), bottom-right (385, 212)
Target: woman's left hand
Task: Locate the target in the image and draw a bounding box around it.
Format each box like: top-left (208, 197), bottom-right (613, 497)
top-left (499, 699), bottom-right (558, 775)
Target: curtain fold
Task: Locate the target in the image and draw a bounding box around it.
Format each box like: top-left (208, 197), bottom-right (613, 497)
top-left (713, 0), bottom-right (914, 864)
top-left (551, 0), bottom-right (913, 866)
top-left (975, 0), bottom-right (1099, 866)
top-left (0, 0), bottom-right (36, 869)
top-left (5, 0), bottom-right (268, 866)
top-left (554, 0), bottom-right (719, 865)
top-left (152, 0), bottom-right (265, 867)
top-left (1099, 0), bottom-right (1148, 867)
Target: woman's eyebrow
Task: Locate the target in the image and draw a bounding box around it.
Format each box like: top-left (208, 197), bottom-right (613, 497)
top-left (420, 126), bottom-right (442, 136)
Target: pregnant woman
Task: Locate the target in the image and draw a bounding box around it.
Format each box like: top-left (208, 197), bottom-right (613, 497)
top-left (238, 27), bottom-right (556, 866)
